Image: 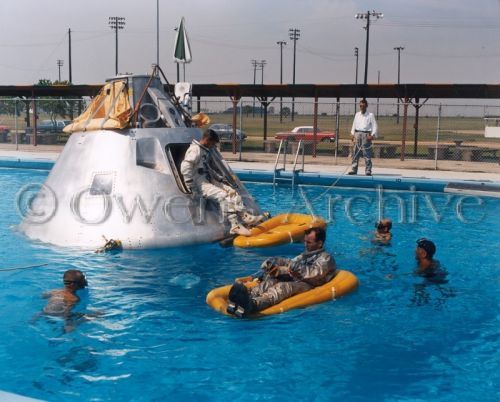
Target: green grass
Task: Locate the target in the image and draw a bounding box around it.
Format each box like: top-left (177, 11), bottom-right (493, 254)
top-left (209, 113), bottom-right (499, 144)
top-left (2, 109), bottom-right (498, 147)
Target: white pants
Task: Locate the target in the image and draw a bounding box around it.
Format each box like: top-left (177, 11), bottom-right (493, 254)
top-left (195, 179), bottom-right (245, 218)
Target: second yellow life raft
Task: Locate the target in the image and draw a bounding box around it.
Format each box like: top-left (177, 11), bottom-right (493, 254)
top-left (206, 269), bottom-right (359, 317)
top-left (233, 213), bottom-right (326, 248)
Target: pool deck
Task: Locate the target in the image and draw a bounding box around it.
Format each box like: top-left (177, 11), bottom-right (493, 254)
top-left (0, 143), bottom-right (497, 183)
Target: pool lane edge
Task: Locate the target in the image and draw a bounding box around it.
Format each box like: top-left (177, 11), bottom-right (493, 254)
top-left (0, 157), bottom-right (499, 196)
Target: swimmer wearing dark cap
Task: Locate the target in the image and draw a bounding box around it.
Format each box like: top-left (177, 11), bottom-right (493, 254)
top-left (415, 238), bottom-right (447, 283)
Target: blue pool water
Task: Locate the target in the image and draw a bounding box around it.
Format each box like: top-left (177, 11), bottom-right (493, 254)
top-left (0, 168), bottom-right (499, 401)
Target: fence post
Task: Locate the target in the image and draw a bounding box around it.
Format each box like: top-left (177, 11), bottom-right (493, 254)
top-left (239, 99), bottom-right (243, 161)
top-left (32, 97), bottom-right (37, 147)
top-left (434, 104), bottom-right (442, 170)
top-left (334, 97), bottom-right (340, 165)
top-left (230, 97), bottom-right (239, 154)
top-left (15, 99), bottom-right (18, 151)
top-left (400, 97), bottom-right (409, 161)
top-left (313, 94), bottom-right (318, 158)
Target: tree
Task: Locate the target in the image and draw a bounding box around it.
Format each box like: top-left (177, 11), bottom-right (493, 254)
top-left (0, 97), bottom-right (22, 116)
top-left (35, 79), bottom-right (81, 122)
top-left (281, 106), bottom-right (291, 118)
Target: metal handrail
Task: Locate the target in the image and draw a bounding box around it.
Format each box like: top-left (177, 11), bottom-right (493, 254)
top-left (273, 139), bottom-right (290, 187)
top-left (273, 139), bottom-right (305, 188)
top-left (292, 140), bottom-right (305, 173)
top-left (291, 140), bottom-right (305, 188)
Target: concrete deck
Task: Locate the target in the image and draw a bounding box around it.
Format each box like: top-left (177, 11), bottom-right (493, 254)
top-left (0, 143), bottom-right (498, 183)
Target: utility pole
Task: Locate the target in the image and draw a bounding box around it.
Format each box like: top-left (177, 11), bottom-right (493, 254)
top-left (355, 10), bottom-right (383, 85)
top-left (277, 40), bottom-right (286, 123)
top-left (289, 28), bottom-right (300, 121)
top-left (57, 59), bottom-right (64, 82)
top-left (251, 59), bottom-right (258, 117)
top-left (394, 46), bottom-right (404, 124)
top-left (259, 60), bottom-right (266, 117)
top-left (354, 46), bottom-right (359, 115)
top-left (376, 70), bottom-right (380, 119)
top-left (109, 16), bottom-right (126, 75)
top-left (156, 0), bottom-right (160, 66)
top-left (68, 28), bottom-right (72, 83)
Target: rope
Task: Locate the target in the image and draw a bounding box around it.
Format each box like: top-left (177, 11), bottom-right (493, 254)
top-left (0, 263), bottom-right (48, 272)
top-left (309, 141), bottom-right (370, 204)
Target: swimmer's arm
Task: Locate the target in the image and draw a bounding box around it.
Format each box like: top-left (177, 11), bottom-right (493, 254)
top-left (42, 290), bottom-right (55, 299)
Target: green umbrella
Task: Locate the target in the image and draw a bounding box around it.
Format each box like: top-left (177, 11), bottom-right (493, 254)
top-left (173, 17), bottom-right (192, 81)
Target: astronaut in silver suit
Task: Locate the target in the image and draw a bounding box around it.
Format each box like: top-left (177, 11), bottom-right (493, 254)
top-left (181, 129), bottom-right (264, 236)
top-left (228, 227), bottom-right (337, 316)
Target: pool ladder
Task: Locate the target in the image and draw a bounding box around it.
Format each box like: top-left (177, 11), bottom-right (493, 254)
top-left (273, 139), bottom-right (305, 188)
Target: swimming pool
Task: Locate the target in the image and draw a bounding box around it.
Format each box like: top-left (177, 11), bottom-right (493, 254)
top-left (0, 168), bottom-right (499, 401)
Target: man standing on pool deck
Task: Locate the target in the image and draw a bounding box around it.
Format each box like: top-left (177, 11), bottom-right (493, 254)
top-left (348, 99), bottom-right (378, 176)
top-left (227, 227), bottom-right (337, 317)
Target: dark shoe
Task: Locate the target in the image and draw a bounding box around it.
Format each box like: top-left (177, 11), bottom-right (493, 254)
top-left (228, 283), bottom-right (254, 316)
top-left (347, 171), bottom-right (357, 175)
top-left (366, 172), bottom-right (372, 176)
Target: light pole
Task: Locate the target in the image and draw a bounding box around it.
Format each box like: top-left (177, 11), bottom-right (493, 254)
top-left (259, 60), bottom-right (266, 85)
top-left (57, 59), bottom-right (64, 82)
top-left (354, 47), bottom-right (359, 115)
top-left (355, 10), bottom-right (383, 85)
top-left (68, 28), bottom-right (72, 83)
top-left (289, 28), bottom-right (300, 121)
top-left (277, 40), bottom-right (286, 122)
top-left (394, 46), bottom-right (404, 124)
top-left (109, 16), bottom-right (126, 75)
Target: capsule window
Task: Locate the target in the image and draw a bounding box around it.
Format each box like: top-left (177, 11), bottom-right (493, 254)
top-left (136, 137), bottom-right (168, 173)
top-left (90, 172), bottom-right (115, 195)
top-left (165, 143), bottom-right (191, 193)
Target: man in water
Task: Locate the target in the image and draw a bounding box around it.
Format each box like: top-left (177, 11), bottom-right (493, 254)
top-left (181, 129), bottom-right (265, 236)
top-left (372, 218), bottom-right (392, 245)
top-left (415, 238), bottom-right (447, 284)
top-left (227, 227), bottom-right (337, 317)
top-left (43, 269), bottom-right (88, 317)
top-left (348, 98), bottom-right (378, 176)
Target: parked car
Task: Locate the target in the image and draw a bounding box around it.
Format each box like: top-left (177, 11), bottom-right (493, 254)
top-left (209, 124), bottom-right (247, 142)
top-left (275, 126), bottom-right (336, 142)
top-left (0, 125), bottom-right (10, 142)
top-left (25, 120), bottom-right (69, 134)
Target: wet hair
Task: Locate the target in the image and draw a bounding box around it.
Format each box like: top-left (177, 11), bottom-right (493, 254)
top-left (416, 238), bottom-right (436, 259)
top-left (375, 219), bottom-right (392, 231)
top-left (202, 129), bottom-right (220, 143)
top-left (63, 269), bottom-right (88, 289)
top-left (360, 99), bottom-right (368, 106)
top-left (305, 227), bottom-right (326, 243)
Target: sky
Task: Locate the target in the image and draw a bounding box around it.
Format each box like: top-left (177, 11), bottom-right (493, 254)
top-left (1, 0), bottom-right (499, 86)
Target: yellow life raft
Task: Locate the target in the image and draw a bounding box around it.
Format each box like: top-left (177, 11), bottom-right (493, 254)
top-left (233, 213), bottom-right (327, 248)
top-left (206, 269), bottom-right (358, 317)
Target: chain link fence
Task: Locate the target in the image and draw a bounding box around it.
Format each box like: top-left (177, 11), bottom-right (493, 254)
top-left (1, 97), bottom-right (499, 169)
top-left (0, 98), bottom-right (86, 147)
top-left (200, 98), bottom-right (500, 167)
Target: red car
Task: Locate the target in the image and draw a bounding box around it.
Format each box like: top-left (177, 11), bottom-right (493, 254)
top-left (275, 126), bottom-right (336, 142)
